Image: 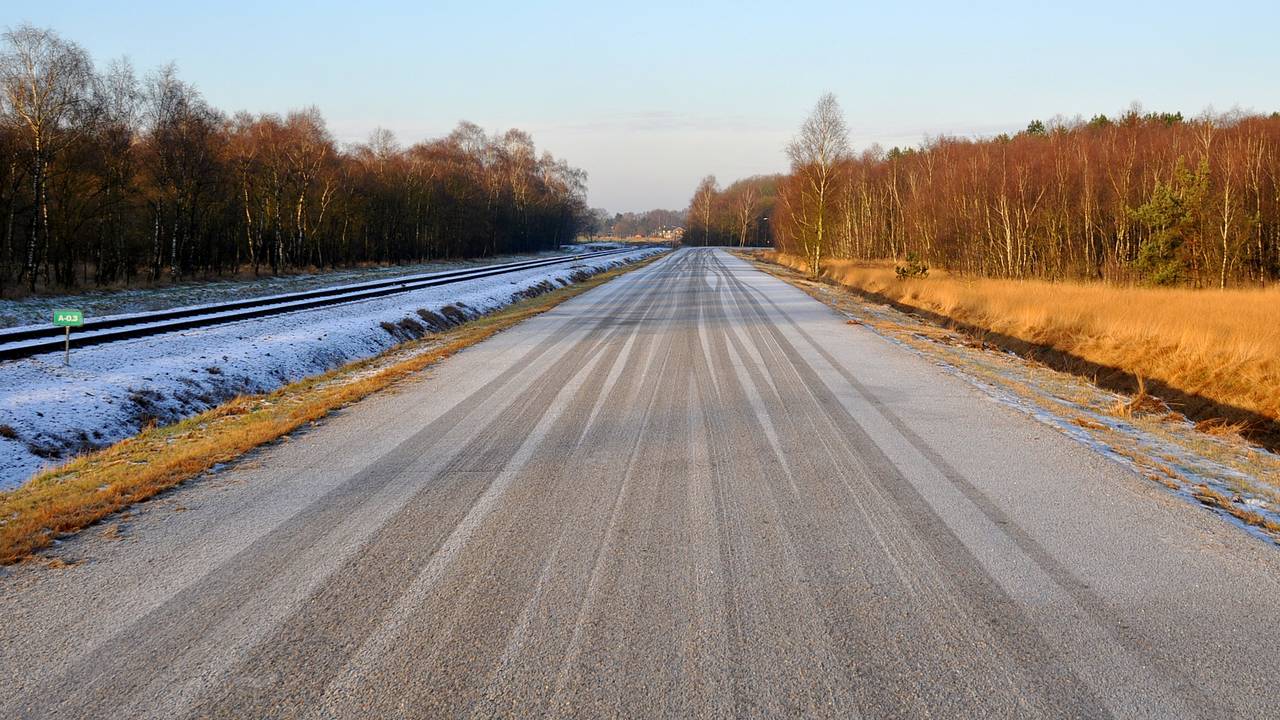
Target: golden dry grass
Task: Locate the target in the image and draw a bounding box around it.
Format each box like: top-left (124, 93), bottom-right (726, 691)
top-left (0, 257), bottom-right (658, 565)
top-left (1188, 484), bottom-right (1280, 533)
top-left (764, 252), bottom-right (1280, 441)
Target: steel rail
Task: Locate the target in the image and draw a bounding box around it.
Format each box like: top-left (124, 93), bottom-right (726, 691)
top-left (0, 247), bottom-right (650, 362)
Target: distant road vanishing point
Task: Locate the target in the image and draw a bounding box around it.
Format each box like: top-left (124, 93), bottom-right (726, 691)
top-left (2, 248), bottom-right (1278, 718)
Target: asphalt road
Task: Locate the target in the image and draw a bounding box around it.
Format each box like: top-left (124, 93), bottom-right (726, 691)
top-left (3, 248), bottom-right (1279, 718)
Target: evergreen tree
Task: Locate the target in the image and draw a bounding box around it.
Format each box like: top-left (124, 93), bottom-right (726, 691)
top-left (1130, 159), bottom-right (1209, 285)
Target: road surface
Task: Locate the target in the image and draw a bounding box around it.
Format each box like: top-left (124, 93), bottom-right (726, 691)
top-left (2, 248), bottom-right (1278, 718)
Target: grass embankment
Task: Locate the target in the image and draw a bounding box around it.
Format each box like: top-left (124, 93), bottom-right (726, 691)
top-left (0, 256), bottom-right (659, 565)
top-left (762, 252), bottom-right (1280, 446)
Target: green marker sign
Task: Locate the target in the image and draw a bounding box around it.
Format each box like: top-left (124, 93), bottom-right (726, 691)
top-left (52, 308), bottom-right (83, 365)
top-left (53, 309), bottom-right (83, 327)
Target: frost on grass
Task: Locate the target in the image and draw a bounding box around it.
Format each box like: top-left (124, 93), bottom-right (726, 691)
top-left (0, 248), bottom-right (662, 489)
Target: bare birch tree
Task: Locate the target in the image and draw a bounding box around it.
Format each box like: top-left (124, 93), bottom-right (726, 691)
top-left (786, 93), bottom-right (849, 277)
top-left (733, 183), bottom-right (759, 247)
top-left (284, 107), bottom-right (333, 265)
top-left (0, 24), bottom-right (93, 290)
top-left (691, 175), bottom-right (717, 246)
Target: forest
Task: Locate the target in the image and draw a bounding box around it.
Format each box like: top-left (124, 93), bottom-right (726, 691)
top-left (0, 25), bottom-right (592, 295)
top-left (601, 208), bottom-right (685, 238)
top-left (759, 94), bottom-right (1280, 287)
top-left (682, 175), bottom-right (779, 247)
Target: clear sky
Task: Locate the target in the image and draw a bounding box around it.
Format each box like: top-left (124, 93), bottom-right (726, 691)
top-left (7, 1), bottom-right (1280, 212)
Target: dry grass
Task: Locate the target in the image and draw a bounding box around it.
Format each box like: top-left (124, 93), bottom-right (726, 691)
top-left (763, 252), bottom-right (1280, 444)
top-left (1189, 484), bottom-right (1280, 533)
top-left (1109, 376), bottom-right (1172, 419)
top-left (1072, 416), bottom-right (1107, 431)
top-left (0, 257), bottom-right (658, 565)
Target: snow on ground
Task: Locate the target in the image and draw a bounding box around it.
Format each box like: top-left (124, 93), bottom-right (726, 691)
top-left (0, 243), bottom-right (627, 329)
top-left (0, 247), bottom-right (663, 489)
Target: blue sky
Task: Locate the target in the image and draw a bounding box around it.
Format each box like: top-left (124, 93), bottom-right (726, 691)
top-left (8, 1), bottom-right (1280, 212)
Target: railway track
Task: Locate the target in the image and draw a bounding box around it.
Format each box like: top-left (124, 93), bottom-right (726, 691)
top-left (0, 247), bottom-right (649, 362)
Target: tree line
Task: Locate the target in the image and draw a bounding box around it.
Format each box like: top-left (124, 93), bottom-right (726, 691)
top-left (0, 25), bottom-right (592, 295)
top-left (762, 93), bottom-right (1280, 287)
top-left (683, 175), bottom-right (779, 247)
top-left (601, 208), bottom-right (685, 238)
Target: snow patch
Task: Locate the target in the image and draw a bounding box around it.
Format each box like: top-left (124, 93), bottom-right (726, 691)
top-left (0, 248), bottom-right (664, 489)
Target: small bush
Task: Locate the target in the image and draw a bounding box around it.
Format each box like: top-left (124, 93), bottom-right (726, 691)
top-left (439, 305), bottom-right (468, 325)
top-left (895, 253), bottom-right (929, 280)
top-left (397, 317), bottom-right (426, 337)
top-left (416, 309), bottom-right (451, 331)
